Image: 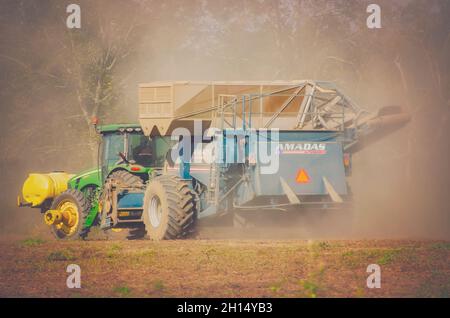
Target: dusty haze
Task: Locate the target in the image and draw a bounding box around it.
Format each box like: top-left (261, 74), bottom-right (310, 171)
top-left (0, 0), bottom-right (449, 239)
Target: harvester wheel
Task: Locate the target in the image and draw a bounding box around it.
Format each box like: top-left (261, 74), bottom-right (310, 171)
top-left (48, 189), bottom-right (90, 240)
top-left (143, 175), bottom-right (196, 240)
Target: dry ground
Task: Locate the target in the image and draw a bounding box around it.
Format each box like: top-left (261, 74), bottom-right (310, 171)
top-left (0, 236), bottom-right (449, 298)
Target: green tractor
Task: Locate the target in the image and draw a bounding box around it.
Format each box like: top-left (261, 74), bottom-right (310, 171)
top-left (17, 123), bottom-right (196, 240)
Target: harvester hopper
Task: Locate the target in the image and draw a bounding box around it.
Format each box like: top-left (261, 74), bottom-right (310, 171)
top-left (138, 80), bottom-right (409, 142)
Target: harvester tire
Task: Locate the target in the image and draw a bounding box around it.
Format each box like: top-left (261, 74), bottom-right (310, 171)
top-left (143, 175), bottom-right (196, 240)
top-left (49, 189), bottom-right (90, 240)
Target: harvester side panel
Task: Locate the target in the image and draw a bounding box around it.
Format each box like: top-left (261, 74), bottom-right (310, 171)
top-left (257, 141), bottom-right (347, 196)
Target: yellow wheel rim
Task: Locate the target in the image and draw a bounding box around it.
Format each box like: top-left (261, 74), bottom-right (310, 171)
top-left (54, 200), bottom-right (79, 236)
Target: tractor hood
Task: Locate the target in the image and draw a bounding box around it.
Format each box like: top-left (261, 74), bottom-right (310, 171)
top-left (68, 167), bottom-right (102, 190)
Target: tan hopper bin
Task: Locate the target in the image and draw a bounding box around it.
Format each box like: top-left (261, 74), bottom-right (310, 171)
top-left (138, 80), bottom-right (363, 136)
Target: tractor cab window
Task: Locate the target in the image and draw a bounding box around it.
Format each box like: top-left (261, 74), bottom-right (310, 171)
top-left (128, 134), bottom-right (175, 167)
top-left (128, 133), bottom-right (153, 166)
top-left (103, 133), bottom-right (125, 167)
top-left (101, 131), bottom-right (176, 170)
top-left (128, 134), bottom-right (176, 168)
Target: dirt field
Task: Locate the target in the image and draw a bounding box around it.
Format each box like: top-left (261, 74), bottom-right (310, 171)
top-left (0, 236), bottom-right (449, 298)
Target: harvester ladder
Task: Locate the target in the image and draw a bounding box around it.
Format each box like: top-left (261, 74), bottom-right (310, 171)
top-left (207, 163), bottom-right (217, 203)
top-left (207, 95), bottom-right (237, 204)
top-left (206, 155), bottom-right (230, 204)
top-left (208, 95), bottom-right (255, 205)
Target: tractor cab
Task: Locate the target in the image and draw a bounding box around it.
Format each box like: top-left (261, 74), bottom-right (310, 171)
top-left (97, 123), bottom-right (174, 182)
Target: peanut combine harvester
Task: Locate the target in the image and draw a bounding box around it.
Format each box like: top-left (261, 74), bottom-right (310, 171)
top-left (17, 80), bottom-right (410, 240)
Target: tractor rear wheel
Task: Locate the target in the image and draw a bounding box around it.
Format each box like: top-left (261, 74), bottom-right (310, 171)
top-left (143, 175), bottom-right (196, 240)
top-left (48, 189), bottom-right (90, 240)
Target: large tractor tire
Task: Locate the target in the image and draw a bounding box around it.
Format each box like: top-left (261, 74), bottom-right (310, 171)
top-left (48, 189), bottom-right (90, 240)
top-left (143, 175), bottom-right (196, 240)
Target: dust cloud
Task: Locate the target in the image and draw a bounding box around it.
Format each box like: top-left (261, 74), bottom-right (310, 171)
top-left (0, 0), bottom-right (449, 239)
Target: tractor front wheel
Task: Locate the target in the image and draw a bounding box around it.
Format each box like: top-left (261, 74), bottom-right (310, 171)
top-left (47, 189), bottom-right (90, 240)
top-left (143, 175), bottom-right (196, 240)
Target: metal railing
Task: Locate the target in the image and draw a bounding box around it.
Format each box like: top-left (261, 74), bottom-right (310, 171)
top-left (216, 91), bottom-right (348, 132)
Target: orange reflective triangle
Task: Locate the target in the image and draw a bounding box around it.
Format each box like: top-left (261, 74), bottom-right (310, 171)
top-left (296, 169), bottom-right (310, 183)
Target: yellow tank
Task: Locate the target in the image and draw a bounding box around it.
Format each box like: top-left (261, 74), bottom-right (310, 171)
top-left (21, 172), bottom-right (75, 207)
